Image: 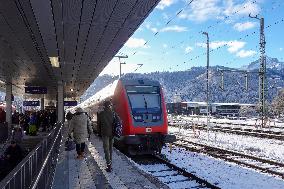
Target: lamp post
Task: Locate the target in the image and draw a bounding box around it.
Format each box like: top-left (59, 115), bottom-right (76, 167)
top-left (202, 31), bottom-right (210, 139)
top-left (119, 62), bottom-right (126, 77)
top-left (114, 55), bottom-right (128, 77)
top-left (133, 63), bottom-right (143, 72)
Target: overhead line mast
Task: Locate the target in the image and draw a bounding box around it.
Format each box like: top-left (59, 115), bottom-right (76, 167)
top-left (249, 14), bottom-right (267, 128)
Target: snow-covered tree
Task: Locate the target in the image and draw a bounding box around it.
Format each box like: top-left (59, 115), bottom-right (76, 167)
top-left (271, 89), bottom-right (284, 117)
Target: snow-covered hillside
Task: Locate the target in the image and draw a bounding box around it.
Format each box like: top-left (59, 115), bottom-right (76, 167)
top-left (242, 56), bottom-right (284, 71)
top-left (81, 57), bottom-right (284, 104)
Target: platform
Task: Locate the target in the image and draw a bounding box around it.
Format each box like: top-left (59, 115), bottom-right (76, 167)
top-left (52, 134), bottom-right (168, 189)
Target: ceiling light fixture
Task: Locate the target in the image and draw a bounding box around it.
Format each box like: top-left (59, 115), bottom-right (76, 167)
top-left (49, 57), bottom-right (60, 67)
top-left (70, 88), bottom-right (74, 92)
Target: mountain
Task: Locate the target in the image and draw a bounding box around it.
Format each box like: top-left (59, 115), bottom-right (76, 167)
top-left (242, 57), bottom-right (284, 71)
top-left (81, 57), bottom-right (284, 104)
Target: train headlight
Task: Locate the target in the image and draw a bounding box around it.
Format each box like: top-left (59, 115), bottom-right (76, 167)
top-left (133, 115), bottom-right (143, 122)
top-left (153, 116), bottom-right (157, 120)
top-left (156, 115), bottom-right (161, 120)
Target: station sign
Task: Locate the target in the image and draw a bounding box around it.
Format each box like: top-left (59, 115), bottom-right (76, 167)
top-left (25, 86), bottom-right (47, 94)
top-left (23, 101), bottom-right (40, 106)
top-left (64, 101), bottom-right (78, 106)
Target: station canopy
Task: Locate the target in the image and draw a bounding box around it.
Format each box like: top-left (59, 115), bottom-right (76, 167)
top-left (0, 0), bottom-right (159, 100)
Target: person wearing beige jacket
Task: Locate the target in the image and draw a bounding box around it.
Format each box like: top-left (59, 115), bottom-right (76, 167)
top-left (69, 107), bottom-right (92, 159)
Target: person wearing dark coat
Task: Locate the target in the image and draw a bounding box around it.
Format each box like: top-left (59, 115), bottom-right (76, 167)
top-left (0, 108), bottom-right (6, 123)
top-left (98, 101), bottom-right (114, 172)
top-left (4, 141), bottom-right (23, 170)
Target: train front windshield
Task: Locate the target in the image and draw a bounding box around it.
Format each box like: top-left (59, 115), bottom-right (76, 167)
top-left (126, 86), bottom-right (161, 114)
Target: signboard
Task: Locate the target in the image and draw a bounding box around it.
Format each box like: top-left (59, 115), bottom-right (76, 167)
top-left (64, 101), bottom-right (78, 106)
top-left (25, 87), bottom-right (47, 94)
top-left (23, 101), bottom-right (40, 106)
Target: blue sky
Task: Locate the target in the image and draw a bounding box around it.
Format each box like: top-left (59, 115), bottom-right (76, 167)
top-left (101, 0), bottom-right (284, 75)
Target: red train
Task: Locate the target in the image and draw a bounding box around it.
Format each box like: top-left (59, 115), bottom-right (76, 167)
top-left (88, 78), bottom-right (176, 155)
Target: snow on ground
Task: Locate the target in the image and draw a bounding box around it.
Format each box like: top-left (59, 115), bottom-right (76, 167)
top-left (169, 126), bottom-right (284, 163)
top-left (162, 146), bottom-right (284, 189)
top-left (169, 115), bottom-right (284, 132)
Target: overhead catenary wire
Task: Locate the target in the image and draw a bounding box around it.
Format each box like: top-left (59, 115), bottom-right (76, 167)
top-left (145, 1), bottom-right (284, 72)
top-left (131, 0), bottom-right (261, 58)
top-left (123, 1), bottom-right (284, 74)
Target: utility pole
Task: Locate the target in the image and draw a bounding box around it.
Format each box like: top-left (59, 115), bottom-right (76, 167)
top-left (202, 32), bottom-right (210, 138)
top-left (114, 55), bottom-right (128, 77)
top-left (249, 14), bottom-right (266, 128)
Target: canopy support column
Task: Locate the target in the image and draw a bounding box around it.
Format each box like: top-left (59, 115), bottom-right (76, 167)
top-left (41, 97), bottom-right (44, 111)
top-left (5, 82), bottom-right (12, 127)
top-left (57, 82), bottom-right (64, 123)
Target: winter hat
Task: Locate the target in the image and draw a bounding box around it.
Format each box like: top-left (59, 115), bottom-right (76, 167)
top-left (75, 107), bottom-right (84, 113)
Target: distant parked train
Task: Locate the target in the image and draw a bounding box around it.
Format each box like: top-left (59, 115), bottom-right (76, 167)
top-left (82, 78), bottom-right (176, 155)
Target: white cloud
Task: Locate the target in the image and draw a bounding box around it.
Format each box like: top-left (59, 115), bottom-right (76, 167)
top-left (224, 0), bottom-right (260, 17)
top-left (160, 25), bottom-right (188, 32)
top-left (233, 22), bottom-right (257, 31)
top-left (280, 48), bottom-right (283, 51)
top-left (145, 23), bottom-right (158, 33)
top-left (179, 0), bottom-right (261, 22)
top-left (185, 46), bottom-right (193, 53)
top-left (163, 44), bottom-right (168, 48)
top-left (124, 37), bottom-right (149, 48)
top-left (196, 40), bottom-right (245, 53)
top-left (210, 41), bottom-right (227, 49)
top-left (150, 27), bottom-right (158, 33)
top-left (196, 40), bottom-right (246, 54)
top-left (162, 13), bottom-right (170, 20)
top-left (179, 0), bottom-right (221, 22)
top-left (227, 40), bottom-right (246, 53)
top-left (236, 50), bottom-right (257, 58)
top-left (156, 0), bottom-right (176, 10)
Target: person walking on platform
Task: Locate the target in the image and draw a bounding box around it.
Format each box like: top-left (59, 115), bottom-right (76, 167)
top-left (69, 107), bottom-right (92, 159)
top-left (4, 140), bottom-right (23, 170)
top-left (12, 126), bottom-right (23, 144)
top-left (0, 108), bottom-right (6, 123)
top-left (28, 112), bottom-right (37, 136)
top-left (66, 111), bottom-right (73, 127)
top-left (98, 101), bottom-right (114, 172)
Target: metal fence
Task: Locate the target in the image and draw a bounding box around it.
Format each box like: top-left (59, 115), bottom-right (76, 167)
top-left (0, 122), bottom-right (63, 189)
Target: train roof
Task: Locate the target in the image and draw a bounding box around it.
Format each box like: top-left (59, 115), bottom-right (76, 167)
top-left (119, 78), bottom-right (161, 86)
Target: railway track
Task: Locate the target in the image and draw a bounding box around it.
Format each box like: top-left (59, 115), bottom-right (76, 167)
top-left (132, 155), bottom-right (220, 189)
top-left (169, 123), bottom-right (284, 141)
top-left (174, 137), bottom-right (284, 179)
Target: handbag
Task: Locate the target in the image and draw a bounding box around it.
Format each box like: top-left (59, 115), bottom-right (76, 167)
top-left (65, 138), bottom-right (76, 151)
top-left (113, 112), bottom-right (122, 138)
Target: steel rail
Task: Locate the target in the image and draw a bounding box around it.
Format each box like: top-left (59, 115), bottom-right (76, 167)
top-left (174, 138), bottom-right (284, 179)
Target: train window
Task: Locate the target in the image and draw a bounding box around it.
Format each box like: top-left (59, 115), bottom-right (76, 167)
top-left (128, 94), bottom-right (161, 114)
top-left (125, 85), bottom-right (159, 94)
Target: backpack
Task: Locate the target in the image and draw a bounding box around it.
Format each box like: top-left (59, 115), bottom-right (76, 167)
top-left (113, 112), bottom-right (122, 138)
